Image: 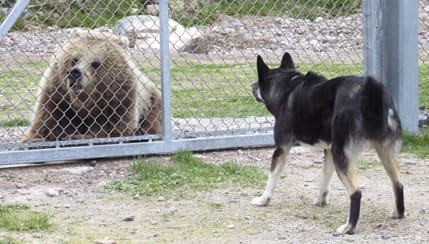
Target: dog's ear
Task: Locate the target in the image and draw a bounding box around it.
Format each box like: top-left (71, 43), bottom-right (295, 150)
top-left (257, 55), bottom-right (269, 81)
top-left (280, 52), bottom-right (295, 70)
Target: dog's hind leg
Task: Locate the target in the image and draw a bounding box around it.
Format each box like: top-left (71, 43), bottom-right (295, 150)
top-left (252, 144), bottom-right (292, 206)
top-left (374, 139), bottom-right (405, 219)
top-left (314, 149), bottom-right (335, 206)
top-left (332, 139), bottom-right (361, 235)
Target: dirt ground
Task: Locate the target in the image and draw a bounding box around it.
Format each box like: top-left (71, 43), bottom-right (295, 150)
top-left (0, 146), bottom-right (428, 244)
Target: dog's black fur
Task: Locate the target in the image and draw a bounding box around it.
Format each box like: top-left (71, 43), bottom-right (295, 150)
top-left (251, 53), bottom-right (404, 235)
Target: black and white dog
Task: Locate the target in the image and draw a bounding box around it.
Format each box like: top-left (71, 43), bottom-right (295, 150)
top-left (251, 53), bottom-right (404, 234)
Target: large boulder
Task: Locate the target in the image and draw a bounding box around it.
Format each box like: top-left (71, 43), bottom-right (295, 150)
top-left (113, 15), bottom-right (202, 52)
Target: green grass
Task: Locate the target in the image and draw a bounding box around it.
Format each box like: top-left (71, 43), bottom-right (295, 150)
top-left (358, 160), bottom-right (379, 171)
top-left (2, 60), bottom-right (429, 127)
top-left (106, 151), bottom-right (266, 198)
top-left (0, 119), bottom-right (29, 127)
top-left (0, 236), bottom-right (21, 244)
top-left (419, 64), bottom-right (429, 108)
top-left (172, 0), bottom-right (362, 26)
top-left (401, 131), bottom-right (429, 158)
top-left (0, 204), bottom-right (51, 232)
top-left (1, 0), bottom-right (141, 30)
top-left (145, 61), bottom-right (364, 118)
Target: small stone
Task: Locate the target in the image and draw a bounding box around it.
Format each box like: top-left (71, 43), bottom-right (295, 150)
top-left (309, 39), bottom-right (319, 46)
top-left (158, 196), bottom-right (166, 202)
top-left (15, 182), bottom-right (27, 189)
top-left (227, 224), bottom-right (235, 229)
top-left (313, 159), bottom-right (323, 164)
top-left (89, 160), bottom-right (97, 167)
top-left (419, 209), bottom-right (426, 214)
top-left (146, 4), bottom-right (160, 15)
top-left (95, 239), bottom-right (116, 244)
top-left (123, 216), bottom-right (135, 222)
top-left (168, 206), bottom-right (178, 214)
top-left (46, 189), bottom-right (60, 197)
top-left (314, 17), bottom-right (323, 23)
top-left (150, 220), bottom-right (157, 225)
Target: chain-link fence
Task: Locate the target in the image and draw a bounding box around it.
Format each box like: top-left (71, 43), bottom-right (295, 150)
top-left (419, 0), bottom-right (429, 127)
top-left (0, 0), bottom-right (425, 165)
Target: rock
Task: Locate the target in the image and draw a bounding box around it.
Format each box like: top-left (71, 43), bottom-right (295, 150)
top-left (123, 216), bottom-right (135, 222)
top-left (314, 17), bottom-right (323, 23)
top-left (158, 196), bottom-right (166, 202)
top-left (309, 39), bottom-right (319, 46)
top-left (313, 159), bottom-right (324, 165)
top-left (95, 239), bottom-right (116, 244)
top-left (178, 36), bottom-right (211, 54)
top-left (15, 182), bottom-right (27, 189)
top-left (419, 107), bottom-right (429, 127)
top-left (146, 4), bottom-right (160, 15)
top-left (89, 160), bottom-right (97, 167)
top-left (227, 224), bottom-right (235, 229)
top-left (168, 206), bottom-right (178, 214)
top-left (62, 166), bottom-right (92, 174)
top-left (46, 188), bottom-right (61, 197)
top-left (113, 15), bottom-right (202, 52)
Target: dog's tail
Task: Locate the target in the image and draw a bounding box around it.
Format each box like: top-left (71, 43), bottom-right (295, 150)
top-left (361, 77), bottom-right (401, 139)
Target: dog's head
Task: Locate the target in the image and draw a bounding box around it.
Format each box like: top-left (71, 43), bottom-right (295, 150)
top-left (251, 52), bottom-right (302, 113)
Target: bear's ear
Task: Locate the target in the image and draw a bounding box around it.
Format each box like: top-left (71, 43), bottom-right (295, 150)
top-left (105, 34), bottom-right (129, 49)
top-left (116, 35), bottom-right (130, 49)
top-left (69, 28), bottom-right (89, 39)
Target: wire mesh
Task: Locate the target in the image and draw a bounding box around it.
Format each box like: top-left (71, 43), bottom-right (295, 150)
top-left (419, 0), bottom-right (429, 128)
top-left (0, 0), bottom-right (425, 163)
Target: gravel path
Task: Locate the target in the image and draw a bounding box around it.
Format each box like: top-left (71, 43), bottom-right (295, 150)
top-left (0, 148), bottom-right (428, 243)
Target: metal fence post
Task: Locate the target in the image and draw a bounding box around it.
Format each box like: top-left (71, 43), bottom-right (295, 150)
top-left (382, 0), bottom-right (419, 133)
top-left (159, 0), bottom-right (173, 141)
top-left (364, 0), bottom-right (419, 133)
top-left (0, 0), bottom-right (30, 43)
top-left (363, 0), bottom-right (383, 81)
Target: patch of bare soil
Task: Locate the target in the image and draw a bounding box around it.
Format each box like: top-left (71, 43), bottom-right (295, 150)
top-left (0, 147), bottom-right (428, 243)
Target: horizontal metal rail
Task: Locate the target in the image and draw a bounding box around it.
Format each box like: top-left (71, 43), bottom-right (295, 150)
top-left (0, 133), bottom-right (275, 165)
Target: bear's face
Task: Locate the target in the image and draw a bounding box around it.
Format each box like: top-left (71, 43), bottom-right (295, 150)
top-left (58, 32), bottom-right (130, 94)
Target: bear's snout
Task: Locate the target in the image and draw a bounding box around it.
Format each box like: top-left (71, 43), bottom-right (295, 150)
top-left (67, 68), bottom-right (83, 90)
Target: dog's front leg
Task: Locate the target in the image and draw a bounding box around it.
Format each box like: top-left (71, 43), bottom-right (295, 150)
top-left (252, 145), bottom-right (291, 206)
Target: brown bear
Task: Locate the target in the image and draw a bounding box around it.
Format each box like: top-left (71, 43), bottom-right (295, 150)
top-left (21, 29), bottom-right (162, 143)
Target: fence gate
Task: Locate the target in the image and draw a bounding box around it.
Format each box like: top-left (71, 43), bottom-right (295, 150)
top-left (0, 0), bottom-right (422, 166)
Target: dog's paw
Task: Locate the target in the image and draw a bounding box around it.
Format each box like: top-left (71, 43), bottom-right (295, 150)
top-left (392, 209), bottom-right (405, 219)
top-left (335, 223), bottom-right (356, 235)
top-left (313, 197), bottom-right (328, 207)
top-left (251, 196), bottom-right (270, 206)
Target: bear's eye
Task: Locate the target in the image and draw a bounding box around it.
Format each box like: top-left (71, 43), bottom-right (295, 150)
top-left (71, 58), bottom-right (79, 66)
top-left (91, 62), bottom-right (101, 70)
